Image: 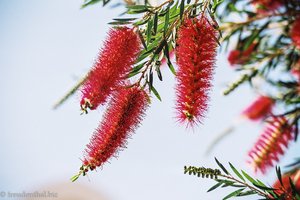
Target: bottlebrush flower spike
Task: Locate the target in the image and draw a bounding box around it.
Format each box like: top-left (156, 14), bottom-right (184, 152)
top-left (81, 86), bottom-right (149, 173)
top-left (272, 171), bottom-right (300, 199)
top-left (251, 0), bottom-right (283, 14)
top-left (228, 43), bottom-right (257, 66)
top-left (241, 95), bottom-right (274, 121)
top-left (291, 17), bottom-right (300, 49)
top-left (80, 27), bottom-right (140, 112)
top-left (248, 116), bottom-right (293, 174)
top-left (175, 17), bottom-right (218, 127)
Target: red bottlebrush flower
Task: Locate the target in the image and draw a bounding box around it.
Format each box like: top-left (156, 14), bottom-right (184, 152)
top-left (80, 27), bottom-right (141, 112)
top-left (82, 86), bottom-right (149, 171)
top-left (241, 95), bottom-right (274, 121)
top-left (175, 17), bottom-right (218, 126)
top-left (291, 17), bottom-right (300, 49)
top-left (251, 0), bottom-right (283, 14)
top-left (248, 116), bottom-right (293, 174)
top-left (272, 171), bottom-right (300, 199)
top-left (228, 43), bottom-right (257, 66)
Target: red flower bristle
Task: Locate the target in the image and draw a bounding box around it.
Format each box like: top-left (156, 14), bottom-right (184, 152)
top-left (272, 171), bottom-right (300, 199)
top-left (228, 43), bottom-right (257, 66)
top-left (80, 27), bottom-right (141, 112)
top-left (175, 17), bottom-right (218, 127)
top-left (251, 0), bottom-right (283, 14)
top-left (248, 116), bottom-right (293, 174)
top-left (228, 50), bottom-right (241, 66)
top-left (241, 95), bottom-right (274, 121)
top-left (82, 86), bottom-right (149, 170)
top-left (291, 17), bottom-right (300, 49)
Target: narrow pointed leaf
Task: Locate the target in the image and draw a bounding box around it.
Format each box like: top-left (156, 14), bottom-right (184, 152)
top-left (164, 8), bottom-right (169, 35)
top-left (153, 12), bottom-right (158, 35)
top-left (151, 86), bottom-right (162, 101)
top-left (207, 181), bottom-right (223, 192)
top-left (229, 162), bottom-right (245, 182)
top-left (215, 157), bottom-right (229, 175)
top-left (180, 0), bottom-right (185, 20)
top-left (241, 170), bottom-right (257, 185)
top-left (223, 188), bottom-right (245, 200)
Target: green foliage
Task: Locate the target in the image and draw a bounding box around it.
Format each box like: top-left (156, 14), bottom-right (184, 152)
top-left (184, 159), bottom-right (283, 199)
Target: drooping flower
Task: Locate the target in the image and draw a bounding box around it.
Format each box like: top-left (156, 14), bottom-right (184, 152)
top-left (248, 116), bottom-right (293, 173)
top-left (272, 171), bottom-right (300, 199)
top-left (291, 17), bottom-right (300, 49)
top-left (175, 17), bottom-right (218, 126)
top-left (80, 27), bottom-right (141, 112)
top-left (228, 43), bottom-right (257, 66)
top-left (82, 86), bottom-right (149, 171)
top-left (251, 0), bottom-right (283, 14)
top-left (241, 95), bottom-right (274, 121)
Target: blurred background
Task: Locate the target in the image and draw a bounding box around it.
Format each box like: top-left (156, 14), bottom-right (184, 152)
top-left (0, 0), bottom-right (299, 199)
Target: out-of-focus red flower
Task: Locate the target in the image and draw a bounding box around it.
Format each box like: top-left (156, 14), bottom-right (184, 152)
top-left (251, 0), bottom-right (283, 14)
top-left (291, 17), bottom-right (300, 49)
top-left (272, 171), bottom-right (300, 199)
top-left (228, 43), bottom-right (257, 66)
top-left (80, 27), bottom-right (140, 112)
top-left (242, 96), bottom-right (274, 121)
top-left (82, 86), bottom-right (149, 171)
top-left (175, 17), bottom-right (218, 127)
top-left (248, 116), bottom-right (293, 174)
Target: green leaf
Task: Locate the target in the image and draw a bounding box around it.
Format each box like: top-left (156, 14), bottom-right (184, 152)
top-left (236, 190), bottom-right (257, 197)
top-left (126, 4), bottom-right (150, 10)
top-left (163, 43), bottom-right (176, 76)
top-left (153, 12), bottom-right (158, 35)
top-left (164, 8), bottom-right (169, 35)
top-left (229, 162), bottom-right (245, 182)
top-left (108, 21), bottom-right (132, 25)
top-left (128, 70), bottom-right (141, 78)
top-left (167, 61), bottom-right (176, 75)
top-left (81, 0), bottom-right (102, 8)
top-left (207, 181), bottom-right (223, 192)
top-left (133, 17), bottom-right (151, 26)
top-left (156, 65), bottom-right (163, 81)
top-left (147, 20), bottom-right (153, 44)
top-left (221, 180), bottom-right (237, 187)
top-left (154, 39), bottom-right (167, 55)
top-left (253, 183), bottom-right (275, 191)
top-left (151, 86), bottom-right (162, 101)
top-left (241, 170), bottom-right (257, 185)
top-left (212, 0), bottom-right (224, 13)
top-left (228, 3), bottom-right (239, 12)
top-left (112, 18), bottom-right (137, 22)
top-left (70, 174), bottom-right (80, 182)
top-left (137, 29), bottom-right (147, 50)
top-left (169, 1), bottom-right (179, 15)
top-left (215, 157), bottom-right (229, 175)
top-left (130, 61), bottom-right (147, 73)
top-left (223, 188), bottom-right (245, 200)
top-left (180, 0), bottom-right (185, 20)
top-left (275, 166), bottom-right (283, 186)
top-left (149, 69), bottom-right (153, 89)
